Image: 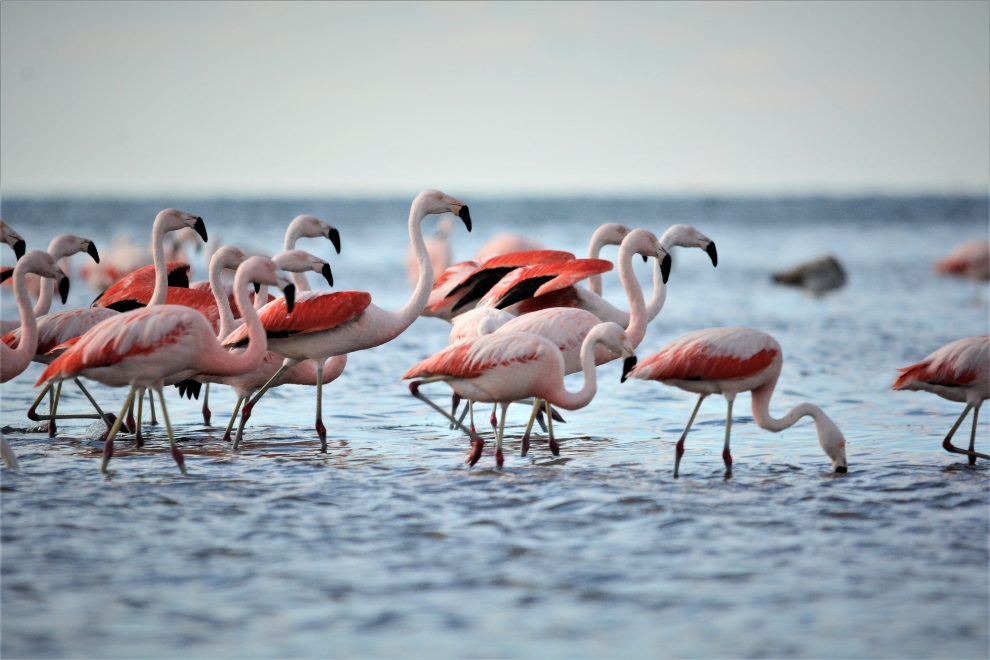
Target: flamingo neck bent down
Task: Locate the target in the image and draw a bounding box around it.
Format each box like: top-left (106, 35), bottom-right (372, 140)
top-left (547, 324), bottom-right (610, 411)
top-left (199, 261), bottom-right (270, 377)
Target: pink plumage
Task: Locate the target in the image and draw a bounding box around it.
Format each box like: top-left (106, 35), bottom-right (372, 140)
top-left (92, 261), bottom-right (190, 308)
top-left (893, 336), bottom-right (989, 392)
top-left (222, 291), bottom-right (372, 347)
top-left (633, 328), bottom-right (779, 383)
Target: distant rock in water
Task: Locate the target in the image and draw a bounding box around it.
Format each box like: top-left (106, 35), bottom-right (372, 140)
top-left (772, 255), bottom-right (847, 296)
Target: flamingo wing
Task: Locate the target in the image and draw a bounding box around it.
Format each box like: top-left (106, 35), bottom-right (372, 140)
top-left (0, 267), bottom-right (12, 284)
top-left (222, 290), bottom-right (372, 348)
top-left (479, 259), bottom-right (613, 310)
top-left (92, 261), bottom-right (191, 310)
top-left (37, 307), bottom-right (202, 386)
top-left (893, 335), bottom-right (989, 389)
top-left (427, 260), bottom-right (481, 309)
top-left (632, 327), bottom-right (779, 382)
top-left (403, 332), bottom-right (548, 381)
top-left (439, 250), bottom-right (576, 314)
top-left (3, 307), bottom-right (118, 354)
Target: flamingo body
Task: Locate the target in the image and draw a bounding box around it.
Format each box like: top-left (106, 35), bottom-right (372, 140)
top-left (892, 336), bottom-right (989, 404)
top-left (223, 291), bottom-right (372, 349)
top-left (3, 307), bottom-right (118, 363)
top-left (92, 261), bottom-right (190, 310)
top-left (934, 241), bottom-right (990, 281)
top-left (479, 259), bottom-right (613, 310)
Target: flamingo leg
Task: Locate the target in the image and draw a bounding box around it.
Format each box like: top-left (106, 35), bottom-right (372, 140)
top-left (546, 399), bottom-right (559, 456)
top-left (27, 384), bottom-right (52, 422)
top-left (968, 403), bottom-right (984, 465)
top-left (202, 383), bottom-right (211, 427)
top-left (490, 404), bottom-right (498, 434)
top-left (134, 388), bottom-right (145, 447)
top-left (147, 389), bottom-right (158, 425)
top-left (74, 379), bottom-right (112, 430)
top-left (535, 403), bottom-right (548, 433)
top-left (315, 358), bottom-right (327, 452)
top-left (450, 393), bottom-right (461, 430)
top-left (246, 359), bottom-right (298, 408)
top-left (407, 381), bottom-right (484, 466)
top-left (232, 400), bottom-right (253, 451)
top-left (102, 388), bottom-right (136, 473)
top-left (468, 401), bottom-right (476, 434)
top-left (723, 395), bottom-right (735, 477)
top-left (125, 397), bottom-right (136, 435)
top-left (520, 399), bottom-right (541, 457)
top-left (674, 394), bottom-right (707, 479)
top-left (495, 403), bottom-right (508, 467)
top-left (223, 398), bottom-right (243, 443)
top-left (942, 404), bottom-right (990, 460)
top-left (47, 381), bottom-right (62, 437)
top-left (157, 389), bottom-right (186, 474)
top-left (0, 433), bottom-right (19, 471)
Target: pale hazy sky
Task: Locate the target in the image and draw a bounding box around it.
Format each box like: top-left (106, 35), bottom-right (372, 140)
top-left (1, 1), bottom-right (988, 196)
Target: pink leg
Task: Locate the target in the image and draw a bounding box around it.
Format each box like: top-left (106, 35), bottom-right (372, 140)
top-left (674, 395), bottom-right (706, 479)
top-left (201, 383), bottom-right (211, 426)
top-left (315, 359), bottom-right (327, 452)
top-left (546, 400), bottom-right (559, 456)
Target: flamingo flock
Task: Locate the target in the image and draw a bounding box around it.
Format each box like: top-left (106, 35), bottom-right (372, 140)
top-left (0, 191), bottom-right (987, 476)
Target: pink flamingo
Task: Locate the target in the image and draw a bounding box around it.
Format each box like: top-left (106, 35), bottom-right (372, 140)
top-left (37, 256), bottom-right (293, 474)
top-left (0, 221), bottom-right (26, 260)
top-left (892, 336), bottom-right (989, 464)
top-left (934, 240), bottom-right (990, 282)
top-left (494, 229), bottom-right (668, 454)
top-left (474, 232), bottom-right (544, 263)
top-left (1, 250), bottom-right (67, 469)
top-left (628, 326), bottom-right (848, 477)
top-left (404, 322), bottom-right (636, 467)
top-left (407, 215), bottom-right (455, 285)
top-left (221, 190), bottom-right (471, 452)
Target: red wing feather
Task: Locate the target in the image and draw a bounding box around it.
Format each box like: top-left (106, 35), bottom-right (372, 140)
top-left (223, 290), bottom-right (372, 346)
top-left (480, 259), bottom-right (612, 307)
top-left (636, 344), bottom-right (778, 382)
top-left (474, 250), bottom-right (575, 270)
top-left (893, 361), bottom-right (977, 389)
top-left (93, 262), bottom-right (190, 308)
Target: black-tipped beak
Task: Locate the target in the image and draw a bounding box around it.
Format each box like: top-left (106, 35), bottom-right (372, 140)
top-left (321, 263), bottom-right (333, 287)
top-left (458, 205), bottom-right (472, 232)
top-left (835, 465), bottom-right (848, 474)
top-left (0, 269), bottom-right (12, 284)
top-left (706, 242), bottom-right (718, 267)
top-left (326, 227), bottom-right (341, 254)
top-left (87, 242), bottom-right (100, 263)
top-left (13, 239), bottom-right (26, 260)
top-left (660, 253), bottom-right (672, 284)
top-left (253, 282), bottom-right (261, 294)
top-left (621, 355), bottom-right (637, 383)
top-left (58, 274), bottom-right (70, 304)
top-left (193, 217), bottom-right (208, 242)
top-left (642, 255), bottom-right (648, 263)
top-left (283, 283), bottom-right (295, 315)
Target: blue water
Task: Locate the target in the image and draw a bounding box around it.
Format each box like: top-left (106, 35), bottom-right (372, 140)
top-left (1, 196), bottom-right (988, 658)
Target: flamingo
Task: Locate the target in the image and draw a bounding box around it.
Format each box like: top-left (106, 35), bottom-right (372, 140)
top-left (482, 224), bottom-right (715, 322)
top-left (892, 336), bottom-right (989, 464)
top-left (407, 214), bottom-right (455, 285)
top-left (37, 256), bottom-right (294, 474)
top-left (193, 249), bottom-right (340, 444)
top-left (1, 250), bottom-right (65, 469)
top-left (221, 190), bottom-right (471, 452)
top-left (627, 326), bottom-right (848, 477)
top-left (404, 322), bottom-right (636, 467)
top-left (494, 229), bottom-right (669, 454)
top-left (474, 232), bottom-right (544, 263)
top-left (79, 226), bottom-right (203, 293)
top-left (934, 240), bottom-right (990, 282)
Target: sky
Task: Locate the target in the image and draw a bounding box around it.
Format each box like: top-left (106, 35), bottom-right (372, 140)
top-left (1, 1), bottom-right (988, 197)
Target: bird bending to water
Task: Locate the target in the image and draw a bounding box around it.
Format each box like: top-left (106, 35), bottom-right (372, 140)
top-left (628, 326), bottom-right (848, 477)
top-left (404, 322), bottom-right (636, 467)
top-left (893, 335), bottom-right (989, 464)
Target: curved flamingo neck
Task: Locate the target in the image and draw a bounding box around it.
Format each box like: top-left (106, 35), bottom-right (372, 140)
top-left (587, 225), bottom-right (618, 296)
top-left (283, 226), bottom-right (312, 292)
top-left (751, 380), bottom-right (824, 433)
top-left (149, 218), bottom-right (170, 306)
top-left (381, 204), bottom-right (432, 339)
top-left (618, 240), bottom-right (649, 348)
top-left (2, 258), bottom-right (42, 382)
top-left (209, 256), bottom-right (238, 340)
top-left (202, 265), bottom-right (269, 377)
top-left (550, 326), bottom-right (608, 410)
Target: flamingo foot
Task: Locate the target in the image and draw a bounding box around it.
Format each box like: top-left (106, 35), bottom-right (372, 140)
top-left (135, 425), bottom-right (144, 448)
top-left (496, 448), bottom-right (504, 468)
top-left (202, 403), bottom-right (211, 427)
top-left (489, 410), bottom-right (497, 431)
top-left (468, 436), bottom-right (484, 467)
top-left (97, 414), bottom-right (117, 442)
top-left (469, 423), bottom-right (476, 434)
top-left (47, 419), bottom-right (57, 438)
top-left (521, 432), bottom-right (530, 456)
top-left (549, 437), bottom-right (560, 456)
top-left (222, 429), bottom-right (232, 443)
top-left (171, 445), bottom-right (187, 474)
top-left (722, 448), bottom-right (733, 469)
top-left (970, 454), bottom-right (977, 466)
top-left (316, 419), bottom-right (327, 453)
top-left (101, 439), bottom-right (114, 473)
top-left (125, 410), bottom-right (136, 434)
top-left (943, 437), bottom-right (990, 461)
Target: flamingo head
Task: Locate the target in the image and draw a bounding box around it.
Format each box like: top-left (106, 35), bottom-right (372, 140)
top-left (816, 413), bottom-right (848, 474)
top-left (0, 221), bottom-right (26, 260)
top-left (414, 190), bottom-right (471, 232)
top-left (661, 224), bottom-right (717, 267)
top-left (155, 209), bottom-right (208, 243)
top-left (287, 215), bottom-right (341, 254)
top-left (238, 256), bottom-right (296, 314)
top-left (274, 249), bottom-right (334, 288)
top-left (210, 245), bottom-right (247, 273)
top-left (625, 228), bottom-right (672, 283)
top-left (17, 250), bottom-right (70, 303)
top-left (48, 234), bottom-right (100, 264)
top-left (596, 223), bottom-right (632, 247)
top-left (588, 322), bottom-right (637, 382)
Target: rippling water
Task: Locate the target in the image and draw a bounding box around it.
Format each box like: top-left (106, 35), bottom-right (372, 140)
top-left (1, 196), bottom-right (988, 658)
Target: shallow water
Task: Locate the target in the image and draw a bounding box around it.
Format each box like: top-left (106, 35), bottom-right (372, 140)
top-left (1, 196), bottom-right (988, 658)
